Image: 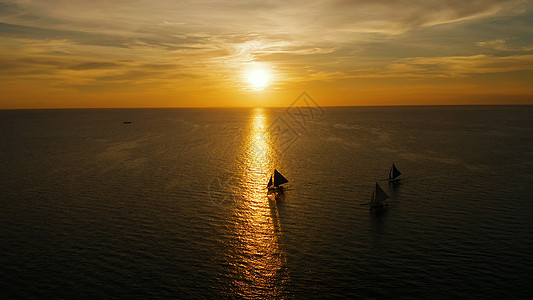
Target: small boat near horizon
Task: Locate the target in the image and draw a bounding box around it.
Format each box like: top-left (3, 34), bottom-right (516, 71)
top-left (362, 182), bottom-right (390, 209)
top-left (267, 169), bottom-right (289, 194)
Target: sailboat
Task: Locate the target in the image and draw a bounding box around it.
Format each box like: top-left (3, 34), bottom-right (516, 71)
top-left (362, 182), bottom-right (390, 208)
top-left (388, 163), bottom-right (402, 184)
top-left (267, 169), bottom-right (289, 193)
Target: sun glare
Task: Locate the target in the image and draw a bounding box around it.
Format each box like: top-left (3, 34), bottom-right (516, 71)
top-left (248, 69), bottom-right (269, 89)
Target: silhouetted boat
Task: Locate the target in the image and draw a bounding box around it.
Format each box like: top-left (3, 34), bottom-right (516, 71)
top-left (388, 163), bottom-right (401, 183)
top-left (267, 169), bottom-right (288, 193)
top-left (362, 182), bottom-right (390, 208)
top-left (123, 121), bottom-right (132, 124)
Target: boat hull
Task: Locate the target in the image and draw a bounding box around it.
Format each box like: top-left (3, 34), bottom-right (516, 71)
top-left (370, 203), bottom-right (389, 209)
top-left (267, 186), bottom-right (285, 193)
top-left (388, 178), bottom-right (401, 184)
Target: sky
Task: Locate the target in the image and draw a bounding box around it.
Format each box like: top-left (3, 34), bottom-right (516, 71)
top-left (1, 0), bottom-right (533, 108)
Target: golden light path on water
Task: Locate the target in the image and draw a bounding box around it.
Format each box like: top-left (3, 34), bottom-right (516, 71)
top-left (230, 108), bottom-right (288, 298)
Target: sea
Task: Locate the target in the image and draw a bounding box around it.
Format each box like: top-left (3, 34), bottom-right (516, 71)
top-left (1, 105), bottom-right (532, 299)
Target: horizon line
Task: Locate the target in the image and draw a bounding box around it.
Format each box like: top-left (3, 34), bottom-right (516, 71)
top-left (2, 103), bottom-right (533, 110)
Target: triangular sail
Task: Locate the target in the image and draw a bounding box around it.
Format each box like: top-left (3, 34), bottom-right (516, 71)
top-left (390, 163), bottom-right (401, 180)
top-left (267, 176), bottom-right (273, 188)
top-left (374, 183), bottom-right (390, 203)
top-left (273, 169), bottom-right (288, 187)
top-left (392, 163), bottom-right (401, 179)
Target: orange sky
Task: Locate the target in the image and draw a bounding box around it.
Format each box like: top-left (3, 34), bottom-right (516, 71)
top-left (1, 0), bottom-right (533, 108)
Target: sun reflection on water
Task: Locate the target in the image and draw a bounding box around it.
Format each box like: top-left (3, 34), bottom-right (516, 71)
top-left (229, 108), bottom-right (289, 298)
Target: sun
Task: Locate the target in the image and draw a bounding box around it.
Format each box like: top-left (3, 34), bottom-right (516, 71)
top-left (248, 69), bottom-right (269, 89)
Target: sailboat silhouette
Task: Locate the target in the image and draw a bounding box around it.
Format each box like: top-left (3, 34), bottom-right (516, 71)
top-left (267, 169), bottom-right (289, 194)
top-left (388, 163), bottom-right (402, 184)
top-left (362, 182), bottom-right (390, 208)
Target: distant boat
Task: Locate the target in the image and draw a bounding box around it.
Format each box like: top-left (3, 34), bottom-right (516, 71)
top-left (123, 121), bottom-right (132, 124)
top-left (362, 182), bottom-right (390, 208)
top-left (388, 163), bottom-right (401, 183)
top-left (267, 169), bottom-right (289, 193)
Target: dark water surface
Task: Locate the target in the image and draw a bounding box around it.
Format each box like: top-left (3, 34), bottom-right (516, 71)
top-left (1, 106), bottom-right (532, 298)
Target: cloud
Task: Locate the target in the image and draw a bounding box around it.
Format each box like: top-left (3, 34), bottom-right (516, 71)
top-left (0, 1), bottom-right (19, 16)
top-left (69, 62), bottom-right (121, 70)
top-left (0, 22), bottom-right (131, 48)
top-left (1, 1), bottom-right (529, 56)
top-left (2, 1), bottom-right (526, 39)
top-left (360, 54), bottom-right (533, 78)
top-left (477, 39), bottom-right (533, 52)
top-left (0, 52), bottom-right (188, 88)
top-left (307, 0), bottom-right (525, 37)
top-left (94, 70), bottom-right (162, 82)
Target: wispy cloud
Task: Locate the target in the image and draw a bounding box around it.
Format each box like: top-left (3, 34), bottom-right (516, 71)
top-left (0, 22), bottom-right (131, 48)
top-left (348, 54), bottom-right (533, 78)
top-left (477, 38), bottom-right (533, 52)
top-left (69, 62), bottom-right (122, 70)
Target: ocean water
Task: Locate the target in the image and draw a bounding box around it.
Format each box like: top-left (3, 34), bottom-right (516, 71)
top-left (1, 106), bottom-right (532, 299)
